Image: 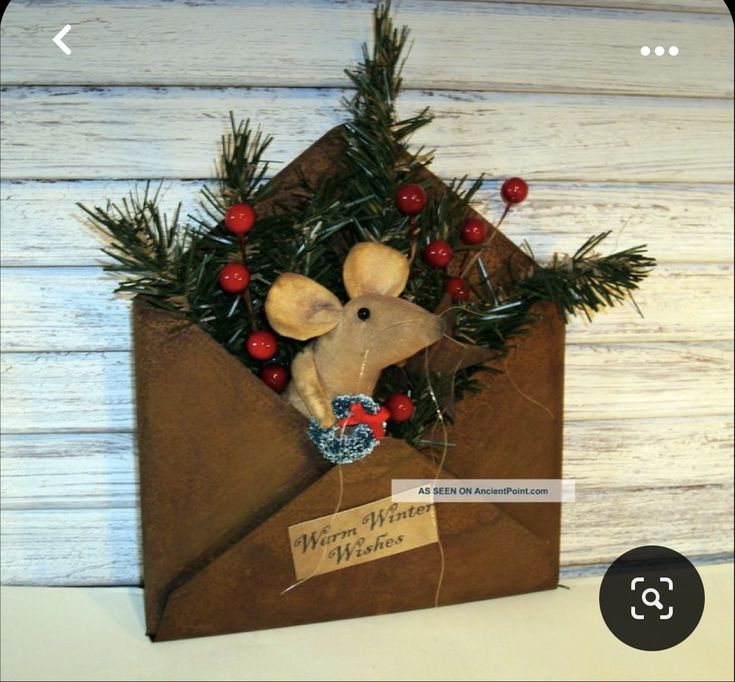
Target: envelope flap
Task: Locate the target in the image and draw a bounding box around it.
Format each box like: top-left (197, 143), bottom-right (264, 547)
top-left (445, 299), bottom-right (565, 547)
top-left (152, 439), bottom-right (558, 641)
top-left (133, 302), bottom-right (329, 635)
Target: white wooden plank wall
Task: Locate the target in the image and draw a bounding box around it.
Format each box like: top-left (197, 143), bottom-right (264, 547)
top-left (0, 0), bottom-right (732, 585)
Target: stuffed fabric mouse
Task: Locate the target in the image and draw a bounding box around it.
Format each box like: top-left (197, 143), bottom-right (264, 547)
top-left (265, 242), bottom-right (443, 429)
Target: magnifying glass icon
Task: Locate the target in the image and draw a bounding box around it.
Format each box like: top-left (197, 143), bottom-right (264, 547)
top-left (641, 587), bottom-right (663, 609)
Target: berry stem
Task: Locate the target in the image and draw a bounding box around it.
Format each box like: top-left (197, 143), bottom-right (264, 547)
top-left (407, 218), bottom-right (418, 265)
top-left (459, 204), bottom-right (510, 279)
top-left (238, 234), bottom-right (258, 330)
top-left (496, 202), bottom-right (512, 229)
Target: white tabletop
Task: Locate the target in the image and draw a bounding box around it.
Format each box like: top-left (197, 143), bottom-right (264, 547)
top-left (1, 563), bottom-right (732, 681)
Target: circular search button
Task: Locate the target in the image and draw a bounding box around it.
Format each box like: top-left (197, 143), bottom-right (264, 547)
top-left (599, 545), bottom-right (704, 650)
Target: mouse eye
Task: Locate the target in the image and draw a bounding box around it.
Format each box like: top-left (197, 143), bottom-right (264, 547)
top-left (357, 307), bottom-right (371, 321)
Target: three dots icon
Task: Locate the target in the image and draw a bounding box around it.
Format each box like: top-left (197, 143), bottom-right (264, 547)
top-left (641, 45), bottom-right (679, 56)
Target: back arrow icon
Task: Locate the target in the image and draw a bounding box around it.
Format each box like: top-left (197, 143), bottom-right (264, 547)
top-left (53, 25), bottom-right (72, 55)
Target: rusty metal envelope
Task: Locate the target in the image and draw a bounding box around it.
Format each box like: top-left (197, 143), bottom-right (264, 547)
top-left (134, 126), bottom-right (564, 641)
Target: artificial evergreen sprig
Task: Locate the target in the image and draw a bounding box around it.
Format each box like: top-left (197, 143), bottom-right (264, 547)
top-left (341, 1), bottom-right (433, 244)
top-left (516, 232), bottom-right (656, 321)
top-left (453, 300), bottom-right (538, 354)
top-left (199, 112), bottom-right (274, 220)
top-left (78, 183), bottom-right (210, 320)
top-left (453, 232), bottom-right (655, 352)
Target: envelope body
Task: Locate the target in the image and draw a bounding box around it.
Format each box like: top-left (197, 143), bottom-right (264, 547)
top-left (133, 127), bottom-right (565, 641)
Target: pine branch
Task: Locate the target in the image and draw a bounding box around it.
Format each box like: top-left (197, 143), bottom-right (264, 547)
top-left (452, 232), bottom-right (655, 355)
top-left (78, 182), bottom-right (208, 319)
top-left (517, 232), bottom-right (656, 321)
top-left (453, 299), bottom-right (539, 355)
top-left (199, 112), bottom-right (274, 220)
top-left (341, 1), bottom-right (434, 243)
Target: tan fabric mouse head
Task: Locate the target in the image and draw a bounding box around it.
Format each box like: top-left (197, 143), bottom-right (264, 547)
top-left (265, 242), bottom-right (443, 426)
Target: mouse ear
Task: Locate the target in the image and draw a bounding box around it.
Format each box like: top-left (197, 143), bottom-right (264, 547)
top-left (265, 273), bottom-right (343, 340)
top-left (343, 242), bottom-right (410, 298)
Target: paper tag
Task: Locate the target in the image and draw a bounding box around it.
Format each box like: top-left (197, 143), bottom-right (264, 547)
top-left (288, 495), bottom-right (438, 580)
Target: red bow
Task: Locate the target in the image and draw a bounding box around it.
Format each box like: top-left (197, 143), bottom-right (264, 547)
top-left (337, 403), bottom-right (391, 440)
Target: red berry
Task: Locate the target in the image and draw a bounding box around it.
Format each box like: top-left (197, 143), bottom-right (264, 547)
top-left (460, 217), bottom-right (487, 245)
top-left (259, 363), bottom-right (289, 393)
top-left (246, 330), bottom-right (277, 361)
top-left (385, 393), bottom-right (414, 422)
top-left (500, 177), bottom-right (528, 205)
top-left (394, 183), bottom-right (428, 216)
top-left (423, 240), bottom-right (453, 268)
top-left (218, 262), bottom-right (251, 294)
top-left (445, 277), bottom-right (471, 301)
top-left (224, 203), bottom-right (257, 234)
